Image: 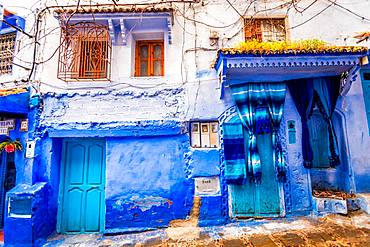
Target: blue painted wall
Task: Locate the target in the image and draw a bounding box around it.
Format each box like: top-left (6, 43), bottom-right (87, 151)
top-left (7, 74), bottom-right (367, 244)
top-left (281, 89), bottom-right (312, 215)
top-left (187, 149), bottom-right (220, 178)
top-left (340, 70), bottom-right (370, 193)
top-left (105, 135), bottom-right (193, 231)
top-left (33, 137), bottom-right (62, 236)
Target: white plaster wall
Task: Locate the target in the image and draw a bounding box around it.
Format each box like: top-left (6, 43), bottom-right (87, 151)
top-left (3, 0), bottom-right (370, 90)
top-left (38, 4), bottom-right (367, 95)
top-left (2, 1), bottom-right (370, 159)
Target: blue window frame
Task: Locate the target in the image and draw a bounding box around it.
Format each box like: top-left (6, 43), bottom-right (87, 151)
top-left (361, 69), bottom-right (370, 135)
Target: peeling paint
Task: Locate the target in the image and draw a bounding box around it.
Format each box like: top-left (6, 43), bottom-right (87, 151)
top-left (114, 195), bottom-right (173, 212)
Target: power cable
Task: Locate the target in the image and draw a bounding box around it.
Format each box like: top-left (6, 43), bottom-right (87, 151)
top-left (290, 0), bottom-right (335, 29)
top-left (225, 0), bottom-right (243, 18)
top-left (324, 0), bottom-right (370, 22)
top-left (292, 0), bottom-right (318, 14)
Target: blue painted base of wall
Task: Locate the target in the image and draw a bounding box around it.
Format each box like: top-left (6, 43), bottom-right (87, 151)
top-left (5, 183), bottom-right (51, 247)
top-left (198, 196), bottom-right (227, 227)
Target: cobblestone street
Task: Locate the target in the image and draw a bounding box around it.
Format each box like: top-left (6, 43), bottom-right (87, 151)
top-left (45, 212), bottom-right (370, 247)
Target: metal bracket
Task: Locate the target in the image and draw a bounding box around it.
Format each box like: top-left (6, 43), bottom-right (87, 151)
top-left (108, 19), bottom-right (115, 45)
top-left (119, 19), bottom-right (127, 46)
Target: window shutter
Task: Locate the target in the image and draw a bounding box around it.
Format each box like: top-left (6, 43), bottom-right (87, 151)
top-left (244, 19), bottom-right (253, 40)
top-left (135, 42), bottom-right (140, 76)
top-left (253, 20), bottom-right (263, 41)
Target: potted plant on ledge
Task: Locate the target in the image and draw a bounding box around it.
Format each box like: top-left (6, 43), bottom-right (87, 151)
top-left (0, 139), bottom-right (23, 153)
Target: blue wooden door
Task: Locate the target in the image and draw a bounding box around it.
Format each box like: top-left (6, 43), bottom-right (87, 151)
top-left (59, 139), bottom-right (106, 233)
top-left (230, 133), bottom-right (280, 217)
top-left (308, 109), bottom-right (330, 168)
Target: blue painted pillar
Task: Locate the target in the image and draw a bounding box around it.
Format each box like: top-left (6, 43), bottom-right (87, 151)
top-left (4, 183), bottom-right (50, 247)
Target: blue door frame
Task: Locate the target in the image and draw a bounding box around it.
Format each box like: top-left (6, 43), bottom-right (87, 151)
top-left (58, 138), bottom-right (106, 234)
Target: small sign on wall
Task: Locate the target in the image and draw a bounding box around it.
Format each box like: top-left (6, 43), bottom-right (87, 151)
top-left (194, 176), bottom-right (220, 196)
top-left (0, 119), bottom-right (15, 130)
top-left (0, 127), bottom-right (9, 136)
top-left (20, 119), bottom-right (28, 132)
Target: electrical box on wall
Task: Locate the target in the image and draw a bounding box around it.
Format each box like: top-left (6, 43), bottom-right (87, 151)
top-left (191, 122), bottom-right (201, 147)
top-left (25, 141), bottom-right (36, 158)
top-left (200, 123), bottom-right (210, 148)
top-left (210, 122), bottom-right (219, 148)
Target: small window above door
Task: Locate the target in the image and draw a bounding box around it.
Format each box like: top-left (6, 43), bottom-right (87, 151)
top-left (244, 18), bottom-right (286, 42)
top-left (135, 40), bottom-right (164, 77)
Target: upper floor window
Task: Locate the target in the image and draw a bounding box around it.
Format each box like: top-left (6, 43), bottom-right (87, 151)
top-left (244, 18), bottom-right (286, 42)
top-left (191, 121), bottom-right (219, 148)
top-left (135, 40), bottom-right (164, 77)
top-left (58, 22), bottom-right (111, 81)
top-left (0, 32), bottom-right (16, 75)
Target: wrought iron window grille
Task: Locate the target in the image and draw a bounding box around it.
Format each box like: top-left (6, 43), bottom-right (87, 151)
top-left (244, 18), bottom-right (286, 42)
top-left (0, 32), bottom-right (16, 75)
top-left (57, 22), bottom-right (112, 81)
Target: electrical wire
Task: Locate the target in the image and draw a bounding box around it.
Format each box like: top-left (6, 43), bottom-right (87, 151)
top-left (290, 0), bottom-right (335, 29)
top-left (225, 0), bottom-right (243, 18)
top-left (292, 0), bottom-right (318, 14)
top-left (324, 0), bottom-right (370, 22)
top-left (6, 0), bottom-right (369, 92)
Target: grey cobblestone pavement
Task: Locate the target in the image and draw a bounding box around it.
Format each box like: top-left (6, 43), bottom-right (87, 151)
top-left (45, 212), bottom-right (370, 247)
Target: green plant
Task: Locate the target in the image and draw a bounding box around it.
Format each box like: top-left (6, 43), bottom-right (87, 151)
top-left (0, 139), bottom-right (23, 153)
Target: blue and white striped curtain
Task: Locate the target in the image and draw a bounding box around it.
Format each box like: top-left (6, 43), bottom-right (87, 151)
top-left (223, 122), bottom-right (247, 184)
top-left (265, 83), bottom-right (287, 181)
top-left (229, 83), bottom-right (287, 183)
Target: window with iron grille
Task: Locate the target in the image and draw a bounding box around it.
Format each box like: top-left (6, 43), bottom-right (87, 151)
top-left (0, 32), bottom-right (16, 75)
top-left (58, 22), bottom-right (111, 81)
top-left (244, 18), bottom-right (286, 42)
